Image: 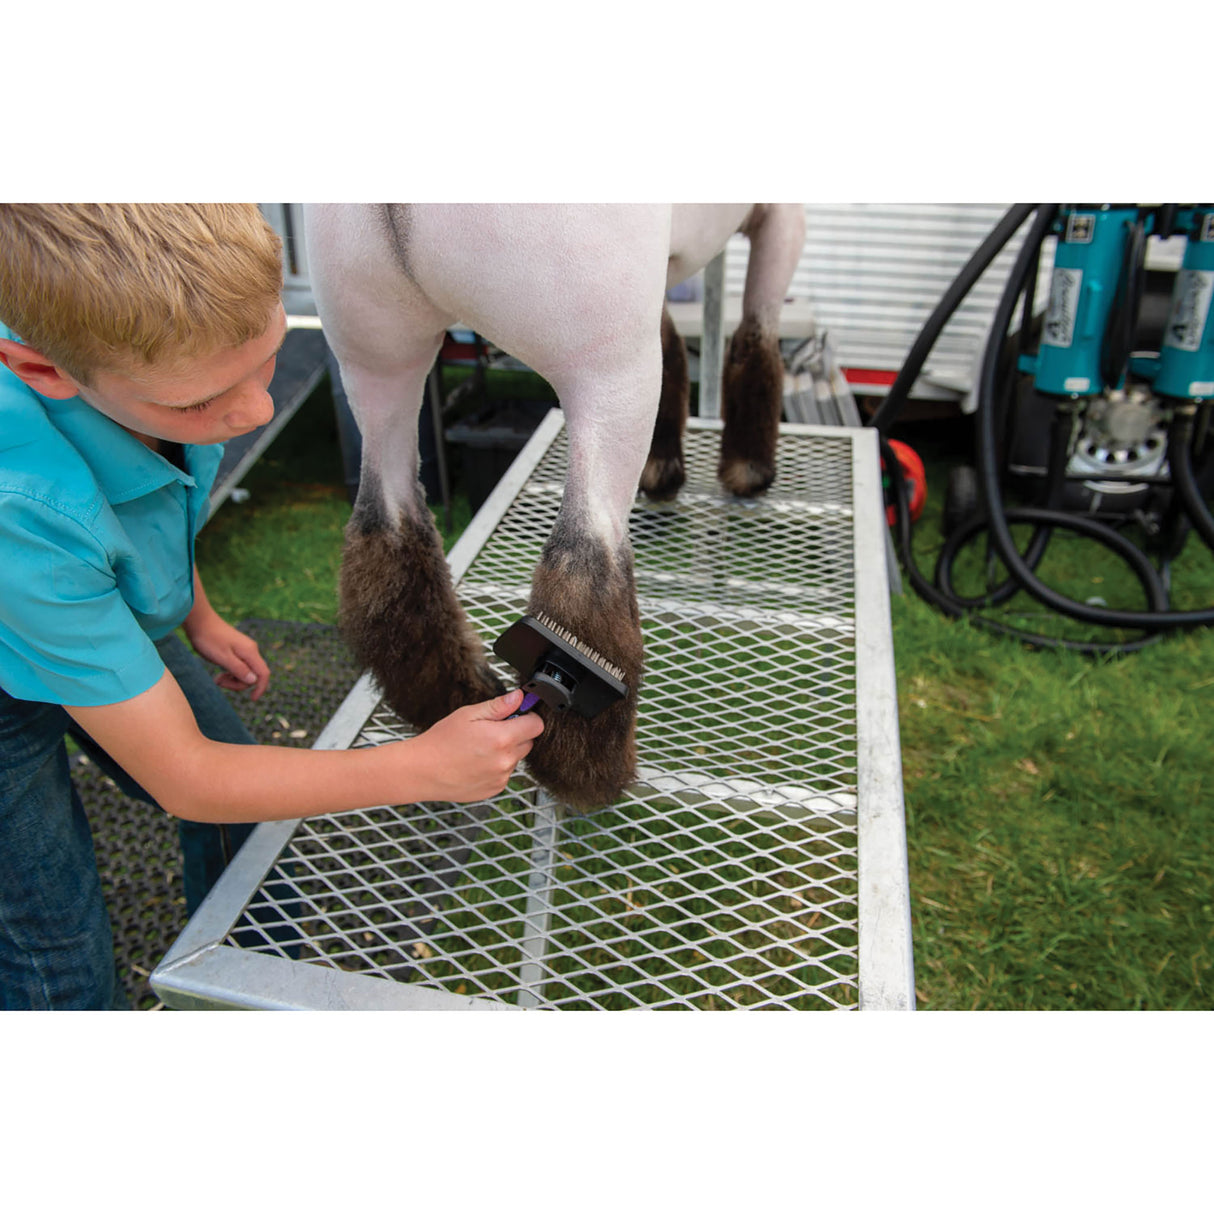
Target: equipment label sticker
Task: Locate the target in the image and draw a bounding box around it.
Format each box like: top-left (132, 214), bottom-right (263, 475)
top-left (1066, 214), bottom-right (1095, 243)
top-left (1042, 268), bottom-right (1082, 348)
top-left (1164, 270), bottom-right (1213, 352)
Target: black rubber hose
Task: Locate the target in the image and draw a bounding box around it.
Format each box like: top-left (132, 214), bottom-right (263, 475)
top-left (939, 508), bottom-right (1168, 612)
top-left (1167, 407), bottom-right (1214, 552)
top-left (881, 433), bottom-right (968, 620)
top-left (935, 403), bottom-right (1072, 608)
top-left (974, 206), bottom-right (1214, 630)
top-left (869, 203), bottom-right (1038, 435)
top-left (882, 433), bottom-right (1161, 653)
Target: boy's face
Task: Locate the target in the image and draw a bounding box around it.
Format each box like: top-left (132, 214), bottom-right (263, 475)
top-left (76, 303), bottom-right (288, 446)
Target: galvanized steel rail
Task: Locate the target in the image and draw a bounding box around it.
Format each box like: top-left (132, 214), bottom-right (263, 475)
top-left (152, 412), bottom-right (914, 1010)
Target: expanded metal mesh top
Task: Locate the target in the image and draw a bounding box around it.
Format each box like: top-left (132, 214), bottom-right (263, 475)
top-left (228, 423), bottom-right (863, 1009)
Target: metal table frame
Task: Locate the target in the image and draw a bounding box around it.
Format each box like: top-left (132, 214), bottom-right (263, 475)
top-left (153, 412), bottom-right (914, 1010)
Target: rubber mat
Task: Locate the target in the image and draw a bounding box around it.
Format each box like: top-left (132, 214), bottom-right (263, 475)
top-left (80, 619), bottom-right (361, 1009)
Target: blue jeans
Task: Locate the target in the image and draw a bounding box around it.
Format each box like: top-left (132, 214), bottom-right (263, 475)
top-left (0, 635), bottom-right (258, 1011)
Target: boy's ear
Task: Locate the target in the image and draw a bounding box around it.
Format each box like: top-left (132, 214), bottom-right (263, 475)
top-left (0, 337), bottom-right (85, 400)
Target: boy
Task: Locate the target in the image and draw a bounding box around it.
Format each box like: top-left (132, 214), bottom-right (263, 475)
top-left (0, 204), bottom-right (542, 1010)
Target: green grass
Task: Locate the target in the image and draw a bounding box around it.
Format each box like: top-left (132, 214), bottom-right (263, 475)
top-left (201, 376), bottom-right (1214, 1010)
top-left (893, 593), bottom-right (1214, 1008)
top-left (889, 419), bottom-right (1214, 1009)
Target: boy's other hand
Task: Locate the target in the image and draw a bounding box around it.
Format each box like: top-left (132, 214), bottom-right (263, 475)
top-left (409, 690), bottom-right (545, 802)
top-left (184, 614), bottom-right (271, 701)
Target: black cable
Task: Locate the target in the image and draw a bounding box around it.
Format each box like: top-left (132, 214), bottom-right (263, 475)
top-left (1167, 407), bottom-right (1214, 552)
top-left (935, 404), bottom-right (1072, 609)
top-left (939, 509), bottom-right (1168, 613)
top-left (883, 433), bottom-right (1161, 654)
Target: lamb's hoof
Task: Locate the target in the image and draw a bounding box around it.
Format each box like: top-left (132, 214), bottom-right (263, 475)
top-left (640, 454), bottom-right (685, 501)
top-left (525, 696), bottom-right (637, 812)
top-left (718, 456), bottom-right (776, 498)
top-left (524, 530), bottom-right (644, 811)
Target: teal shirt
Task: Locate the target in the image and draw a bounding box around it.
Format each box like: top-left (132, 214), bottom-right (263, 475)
top-left (0, 324), bottom-right (223, 706)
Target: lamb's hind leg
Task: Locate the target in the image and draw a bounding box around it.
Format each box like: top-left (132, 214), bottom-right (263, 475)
top-left (718, 203), bottom-right (805, 497)
top-left (399, 204), bottom-right (669, 808)
top-left (335, 352), bottom-right (502, 730)
top-left (305, 203), bottom-right (501, 732)
top-left (524, 348), bottom-right (661, 811)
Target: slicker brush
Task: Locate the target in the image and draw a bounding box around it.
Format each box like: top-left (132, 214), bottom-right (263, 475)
top-left (493, 612), bottom-right (628, 719)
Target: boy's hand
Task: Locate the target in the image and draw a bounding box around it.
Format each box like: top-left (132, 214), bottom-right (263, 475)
top-left (408, 689), bottom-right (545, 802)
top-left (184, 612), bottom-right (271, 701)
top-left (184, 567), bottom-right (271, 700)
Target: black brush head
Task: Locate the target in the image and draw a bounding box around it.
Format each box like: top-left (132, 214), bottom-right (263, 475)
top-left (493, 614), bottom-right (628, 719)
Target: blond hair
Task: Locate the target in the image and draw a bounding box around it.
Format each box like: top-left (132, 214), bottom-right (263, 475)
top-left (0, 203), bottom-right (283, 383)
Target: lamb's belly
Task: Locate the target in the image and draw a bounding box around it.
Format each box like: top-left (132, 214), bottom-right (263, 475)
top-left (666, 203), bottom-right (752, 288)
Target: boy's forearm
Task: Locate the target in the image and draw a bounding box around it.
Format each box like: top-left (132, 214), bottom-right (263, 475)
top-left (65, 668), bottom-right (541, 823)
top-left (70, 676), bottom-right (432, 821)
top-left (167, 736), bottom-right (428, 822)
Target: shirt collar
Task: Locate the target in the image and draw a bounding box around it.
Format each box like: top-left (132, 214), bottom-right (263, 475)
top-left (2, 322), bottom-right (200, 504)
top-left (39, 394), bottom-right (198, 504)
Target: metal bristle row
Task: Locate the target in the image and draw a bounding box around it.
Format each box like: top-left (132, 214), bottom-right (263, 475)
top-left (533, 611), bottom-right (627, 682)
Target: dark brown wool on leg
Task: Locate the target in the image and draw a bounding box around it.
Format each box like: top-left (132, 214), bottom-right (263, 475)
top-left (340, 489), bottom-right (502, 732)
top-left (718, 313), bottom-right (784, 497)
top-left (523, 521), bottom-right (644, 811)
top-left (640, 307), bottom-right (690, 500)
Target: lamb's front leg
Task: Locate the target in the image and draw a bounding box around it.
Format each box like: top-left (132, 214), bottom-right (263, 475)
top-left (522, 357), bottom-right (659, 811)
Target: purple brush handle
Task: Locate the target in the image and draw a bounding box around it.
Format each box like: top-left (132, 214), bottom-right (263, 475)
top-left (508, 690), bottom-right (542, 718)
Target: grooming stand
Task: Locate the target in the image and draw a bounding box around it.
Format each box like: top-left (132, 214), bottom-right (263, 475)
top-left (152, 412), bottom-right (914, 1010)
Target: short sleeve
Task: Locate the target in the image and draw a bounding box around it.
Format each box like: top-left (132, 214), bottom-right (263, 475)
top-left (0, 492), bottom-right (166, 706)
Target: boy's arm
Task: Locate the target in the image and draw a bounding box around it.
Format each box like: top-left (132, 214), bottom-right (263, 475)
top-left (182, 568), bottom-right (271, 700)
top-left (65, 670), bottom-right (543, 823)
